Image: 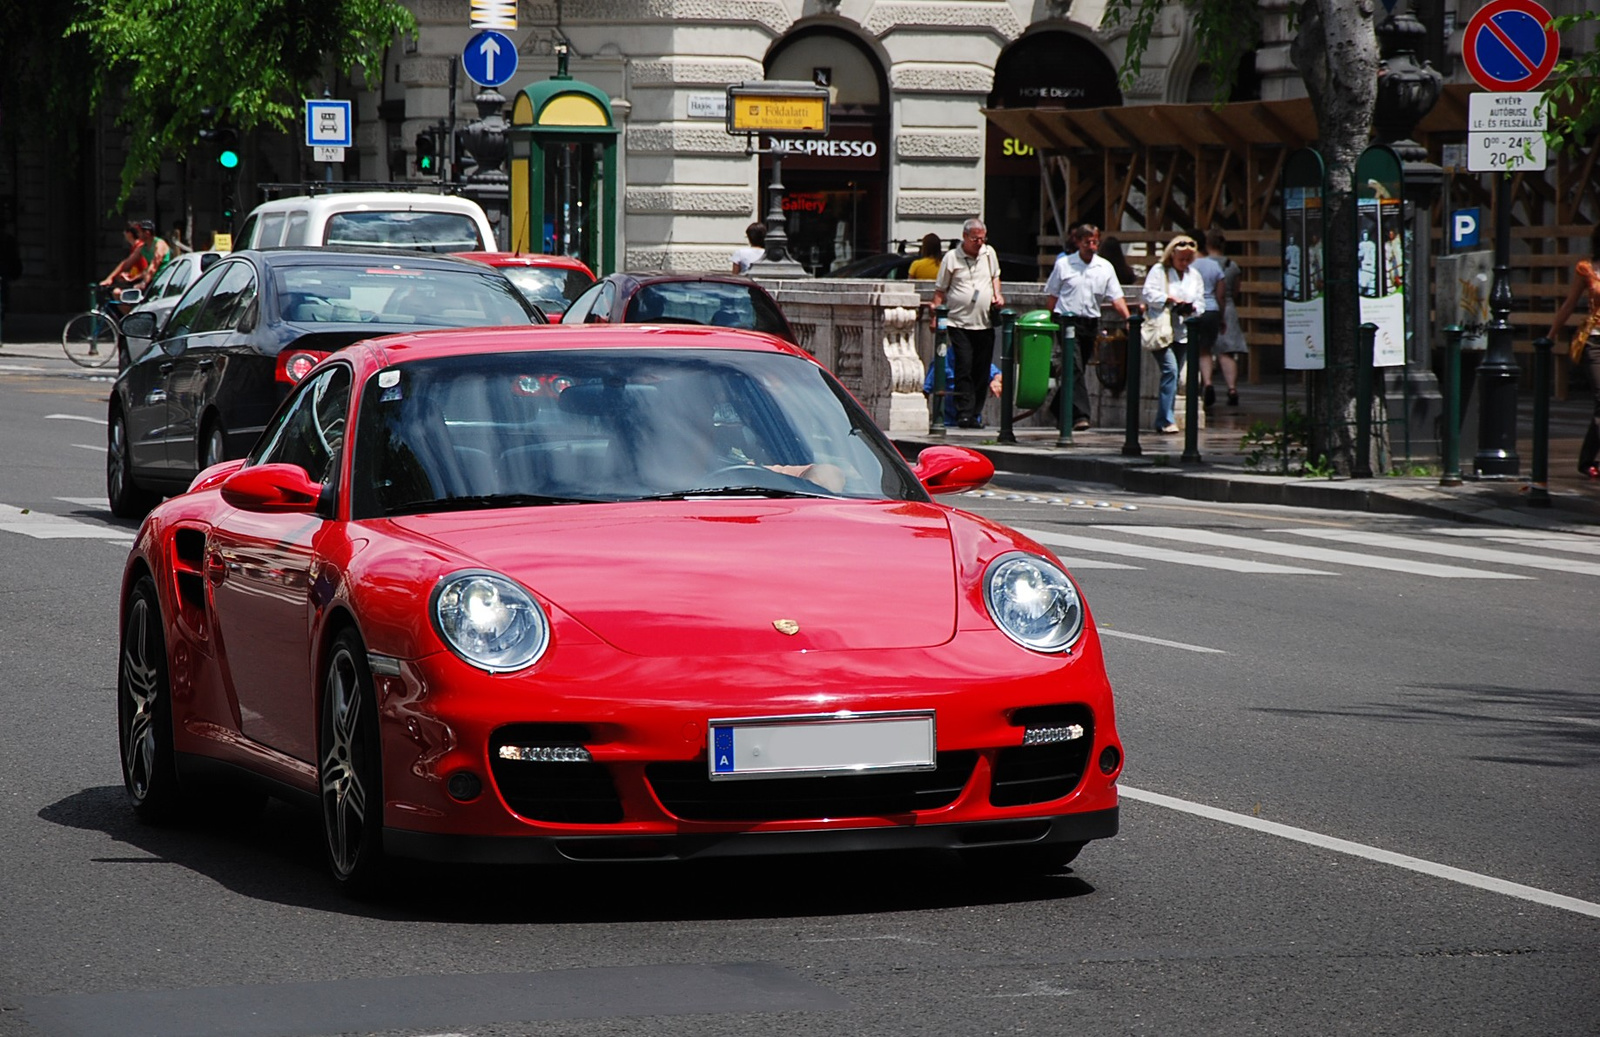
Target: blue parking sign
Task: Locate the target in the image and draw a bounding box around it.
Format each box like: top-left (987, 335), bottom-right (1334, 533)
top-left (1451, 208), bottom-right (1481, 249)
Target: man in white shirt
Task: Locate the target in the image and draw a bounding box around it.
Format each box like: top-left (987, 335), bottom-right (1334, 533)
top-left (1044, 223), bottom-right (1130, 429)
top-left (730, 222), bottom-right (768, 274)
top-left (932, 218), bottom-right (1005, 427)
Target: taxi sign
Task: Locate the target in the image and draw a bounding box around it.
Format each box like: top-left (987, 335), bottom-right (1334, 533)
top-left (725, 81), bottom-right (829, 136)
top-left (305, 99), bottom-right (353, 148)
top-left (1462, 0), bottom-right (1558, 93)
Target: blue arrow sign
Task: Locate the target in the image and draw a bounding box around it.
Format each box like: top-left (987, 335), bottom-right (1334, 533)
top-left (462, 29), bottom-right (517, 88)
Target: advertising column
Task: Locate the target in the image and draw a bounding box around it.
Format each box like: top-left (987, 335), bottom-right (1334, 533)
top-left (1355, 145), bottom-right (1407, 369)
top-left (1282, 148), bottom-right (1326, 372)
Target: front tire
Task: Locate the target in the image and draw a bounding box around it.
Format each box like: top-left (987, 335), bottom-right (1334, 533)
top-left (118, 576), bottom-right (184, 821)
top-left (108, 411), bottom-right (160, 519)
top-left (200, 421), bottom-right (228, 471)
top-left (320, 629), bottom-right (387, 895)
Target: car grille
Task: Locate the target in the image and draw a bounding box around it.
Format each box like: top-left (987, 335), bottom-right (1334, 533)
top-left (645, 752), bottom-right (978, 822)
top-left (488, 724), bottom-right (623, 824)
top-left (990, 705), bottom-right (1095, 807)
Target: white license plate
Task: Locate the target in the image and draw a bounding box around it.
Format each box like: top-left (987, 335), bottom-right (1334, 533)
top-left (707, 711), bottom-right (935, 781)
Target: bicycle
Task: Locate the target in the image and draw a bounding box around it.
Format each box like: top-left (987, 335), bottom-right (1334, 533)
top-left (61, 283), bottom-right (129, 368)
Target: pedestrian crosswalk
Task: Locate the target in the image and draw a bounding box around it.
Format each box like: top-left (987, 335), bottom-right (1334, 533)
top-left (0, 502), bottom-right (133, 543)
top-left (1015, 524), bottom-right (1600, 582)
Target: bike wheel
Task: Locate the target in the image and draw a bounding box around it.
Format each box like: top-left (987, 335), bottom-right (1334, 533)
top-left (62, 311), bottom-right (120, 368)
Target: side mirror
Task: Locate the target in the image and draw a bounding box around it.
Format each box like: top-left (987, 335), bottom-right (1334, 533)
top-left (120, 312), bottom-right (157, 340)
top-left (189, 459), bottom-right (247, 494)
top-left (911, 445), bottom-right (994, 495)
top-left (219, 463), bottom-right (323, 513)
top-left (117, 288), bottom-right (143, 305)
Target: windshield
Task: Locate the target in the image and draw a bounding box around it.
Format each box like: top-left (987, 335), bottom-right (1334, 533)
top-left (349, 348), bottom-right (927, 518)
top-left (622, 282), bottom-right (791, 338)
top-left (323, 211), bottom-right (484, 252)
top-left (501, 266), bottom-right (595, 314)
top-left (275, 264), bottom-right (539, 327)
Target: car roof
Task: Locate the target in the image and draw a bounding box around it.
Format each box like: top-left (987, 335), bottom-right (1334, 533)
top-left (455, 251), bottom-right (594, 274)
top-left (226, 247), bottom-right (495, 270)
top-left (609, 271), bottom-right (763, 287)
top-left (358, 323), bottom-right (810, 368)
top-left (246, 192), bottom-right (490, 215)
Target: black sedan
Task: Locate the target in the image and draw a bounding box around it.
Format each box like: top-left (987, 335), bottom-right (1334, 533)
top-left (559, 271), bottom-right (797, 344)
top-left (108, 248), bottom-right (543, 517)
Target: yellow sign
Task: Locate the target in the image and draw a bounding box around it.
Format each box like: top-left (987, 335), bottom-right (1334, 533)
top-left (729, 95), bottom-right (828, 134)
top-left (470, 0), bottom-right (516, 29)
top-left (211, 232), bottom-right (233, 252)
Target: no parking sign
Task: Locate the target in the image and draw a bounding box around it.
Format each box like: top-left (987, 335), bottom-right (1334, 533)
top-left (1462, 0), bottom-right (1558, 93)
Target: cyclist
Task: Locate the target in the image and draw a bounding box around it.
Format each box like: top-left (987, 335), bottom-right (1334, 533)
top-left (99, 222), bottom-right (148, 310)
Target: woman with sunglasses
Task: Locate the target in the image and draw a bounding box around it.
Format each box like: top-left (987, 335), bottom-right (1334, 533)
top-left (1141, 236), bottom-right (1206, 434)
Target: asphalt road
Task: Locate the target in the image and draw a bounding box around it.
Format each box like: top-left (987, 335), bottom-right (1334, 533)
top-left (0, 351), bottom-right (1596, 1037)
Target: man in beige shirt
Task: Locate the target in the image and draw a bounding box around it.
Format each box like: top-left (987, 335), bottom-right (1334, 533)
top-left (931, 219), bottom-right (1005, 427)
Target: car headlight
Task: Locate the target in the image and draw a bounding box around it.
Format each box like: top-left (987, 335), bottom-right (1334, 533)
top-left (983, 553), bottom-right (1085, 653)
top-left (431, 570), bottom-right (549, 672)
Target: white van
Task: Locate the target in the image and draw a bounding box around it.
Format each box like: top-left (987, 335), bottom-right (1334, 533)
top-left (235, 191), bottom-right (496, 253)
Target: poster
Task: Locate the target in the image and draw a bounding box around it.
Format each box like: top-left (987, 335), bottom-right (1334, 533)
top-left (1355, 146), bottom-right (1406, 368)
top-left (1281, 149), bottom-right (1327, 371)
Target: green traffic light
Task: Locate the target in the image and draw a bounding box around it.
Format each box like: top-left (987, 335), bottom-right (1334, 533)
top-left (219, 149), bottom-right (240, 169)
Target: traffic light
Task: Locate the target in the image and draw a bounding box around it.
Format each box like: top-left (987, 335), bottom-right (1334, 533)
top-left (214, 128), bottom-right (240, 170)
top-left (415, 131), bottom-right (438, 175)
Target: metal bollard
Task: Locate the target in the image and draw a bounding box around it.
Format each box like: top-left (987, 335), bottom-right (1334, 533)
top-left (1055, 321), bottom-right (1076, 448)
top-left (1355, 322), bottom-right (1377, 479)
top-left (998, 309), bottom-right (1017, 445)
top-left (1122, 313), bottom-right (1143, 457)
top-left (1530, 337), bottom-right (1553, 507)
top-left (1181, 318), bottom-right (1201, 463)
top-left (928, 304), bottom-right (948, 438)
top-left (1440, 325), bottom-right (1463, 486)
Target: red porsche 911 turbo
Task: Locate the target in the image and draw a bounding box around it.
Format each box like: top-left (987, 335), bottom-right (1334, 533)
top-left (117, 324), bottom-right (1122, 894)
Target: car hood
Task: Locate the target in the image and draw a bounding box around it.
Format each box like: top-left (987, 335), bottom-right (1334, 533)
top-left (381, 499), bottom-right (959, 655)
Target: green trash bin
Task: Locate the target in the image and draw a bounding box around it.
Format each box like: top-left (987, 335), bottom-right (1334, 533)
top-left (1013, 309), bottom-right (1057, 410)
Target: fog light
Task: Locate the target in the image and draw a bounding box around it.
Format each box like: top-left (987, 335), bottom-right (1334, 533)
top-left (1023, 723), bottom-right (1084, 746)
top-left (1098, 745), bottom-right (1121, 775)
top-left (446, 771), bottom-right (483, 801)
top-left (497, 745), bottom-right (593, 763)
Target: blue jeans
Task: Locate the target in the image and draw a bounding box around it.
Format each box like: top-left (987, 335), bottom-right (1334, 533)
top-left (1154, 345), bottom-right (1179, 428)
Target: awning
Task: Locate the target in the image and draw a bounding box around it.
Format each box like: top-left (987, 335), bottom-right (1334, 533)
top-left (983, 97), bottom-right (1319, 154)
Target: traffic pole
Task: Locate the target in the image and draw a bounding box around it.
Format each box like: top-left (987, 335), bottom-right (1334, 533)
top-left (928, 305), bottom-right (949, 438)
top-left (1529, 336), bottom-right (1553, 507)
top-left (998, 309), bottom-right (1017, 445)
top-left (1122, 313), bottom-right (1143, 457)
top-left (1055, 322), bottom-right (1076, 448)
top-left (1474, 172), bottom-right (1520, 477)
top-left (1356, 322), bottom-right (1377, 478)
top-left (1440, 325), bottom-right (1463, 486)
top-left (1181, 319), bottom-right (1201, 464)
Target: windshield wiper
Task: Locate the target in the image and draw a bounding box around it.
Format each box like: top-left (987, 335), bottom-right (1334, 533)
top-left (392, 492), bottom-right (608, 514)
top-left (634, 485), bottom-right (832, 501)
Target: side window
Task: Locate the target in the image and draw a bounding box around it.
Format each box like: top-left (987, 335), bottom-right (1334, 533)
top-left (560, 282), bottom-right (603, 324)
top-left (190, 263), bottom-right (257, 334)
top-left (252, 365), bottom-right (352, 485)
top-left (236, 214), bottom-right (258, 248)
top-left (165, 262), bottom-right (230, 337)
top-left (586, 280), bottom-right (616, 323)
top-left (162, 262), bottom-right (194, 299)
top-left (257, 212), bottom-right (287, 248)
top-left (146, 264), bottom-right (177, 300)
top-left (284, 210), bottom-right (310, 246)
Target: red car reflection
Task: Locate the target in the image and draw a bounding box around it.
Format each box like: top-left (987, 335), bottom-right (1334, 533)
top-left (117, 325), bottom-right (1122, 895)
top-left (456, 251), bottom-right (595, 319)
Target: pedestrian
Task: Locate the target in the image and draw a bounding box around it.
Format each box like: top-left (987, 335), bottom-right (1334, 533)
top-left (1189, 230), bottom-right (1225, 411)
top-left (1140, 235), bottom-right (1205, 435)
top-left (907, 233), bottom-right (943, 280)
top-left (923, 358), bottom-right (1002, 426)
top-left (930, 218), bottom-right (1004, 428)
top-left (730, 222), bottom-right (767, 274)
top-left (1206, 231), bottom-right (1249, 406)
top-left (1043, 222), bottom-right (1130, 430)
top-left (1545, 223), bottom-right (1600, 479)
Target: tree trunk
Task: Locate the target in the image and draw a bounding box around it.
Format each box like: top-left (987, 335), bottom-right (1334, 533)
top-left (1291, 0), bottom-right (1379, 475)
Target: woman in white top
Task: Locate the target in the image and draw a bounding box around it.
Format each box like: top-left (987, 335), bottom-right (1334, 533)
top-left (1141, 236), bottom-right (1206, 433)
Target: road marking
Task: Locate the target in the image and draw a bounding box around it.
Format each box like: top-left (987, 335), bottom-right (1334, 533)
top-left (1284, 528), bottom-right (1600, 577)
top-left (1427, 527), bottom-right (1600, 557)
top-left (1120, 784), bottom-right (1600, 920)
top-left (46, 413), bottom-right (105, 425)
top-left (1053, 555), bottom-right (1143, 571)
top-left (72, 443), bottom-right (102, 451)
top-left (0, 363), bottom-right (46, 372)
top-left (1098, 629), bottom-right (1226, 654)
top-left (1016, 527), bottom-right (1333, 575)
top-left (1099, 525), bottom-right (1530, 580)
top-left (0, 504), bottom-right (133, 542)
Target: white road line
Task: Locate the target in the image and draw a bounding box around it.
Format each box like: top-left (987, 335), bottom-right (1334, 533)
top-left (1054, 556), bottom-right (1144, 571)
top-left (1099, 525), bottom-right (1530, 580)
top-left (0, 504), bottom-right (134, 542)
top-left (46, 413), bottom-right (105, 425)
top-left (0, 363), bottom-right (45, 372)
top-left (56, 497), bottom-right (109, 508)
top-left (72, 443), bottom-right (101, 451)
top-left (1120, 784), bottom-right (1600, 920)
top-left (1098, 629), bottom-right (1226, 654)
top-left (1015, 527), bottom-right (1333, 575)
top-left (1283, 528), bottom-right (1600, 577)
top-left (1427, 527), bottom-right (1600, 557)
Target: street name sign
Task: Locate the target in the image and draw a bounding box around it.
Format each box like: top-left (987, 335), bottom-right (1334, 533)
top-left (1467, 92), bottom-right (1547, 172)
top-left (462, 29), bottom-right (517, 88)
top-left (305, 99), bottom-right (353, 148)
top-left (725, 81), bottom-right (829, 136)
top-left (1462, 0), bottom-right (1558, 93)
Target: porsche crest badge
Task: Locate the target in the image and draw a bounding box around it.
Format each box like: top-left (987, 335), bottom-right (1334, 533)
top-left (772, 618), bottom-right (800, 636)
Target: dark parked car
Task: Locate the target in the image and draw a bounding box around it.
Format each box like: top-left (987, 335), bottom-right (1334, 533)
top-left (108, 248), bottom-right (544, 517)
top-left (560, 271), bottom-right (797, 344)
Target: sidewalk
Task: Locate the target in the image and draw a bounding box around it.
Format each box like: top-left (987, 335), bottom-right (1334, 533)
top-left (895, 380), bottom-right (1600, 536)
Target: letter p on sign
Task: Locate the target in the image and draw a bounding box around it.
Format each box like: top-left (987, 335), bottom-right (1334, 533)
top-left (1451, 208), bottom-right (1481, 249)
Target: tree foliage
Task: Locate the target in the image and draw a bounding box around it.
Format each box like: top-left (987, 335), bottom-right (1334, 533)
top-left (68, 0), bottom-right (416, 203)
top-left (0, 1), bottom-right (94, 152)
top-left (1104, 0), bottom-right (1262, 102)
top-left (1540, 12), bottom-right (1600, 155)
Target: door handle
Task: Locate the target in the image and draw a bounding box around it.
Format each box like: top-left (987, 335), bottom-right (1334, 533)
top-left (197, 357), bottom-right (216, 368)
top-left (159, 362), bottom-right (175, 374)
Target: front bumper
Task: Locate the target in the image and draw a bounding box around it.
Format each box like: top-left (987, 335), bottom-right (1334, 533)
top-left (386, 806), bottom-right (1119, 863)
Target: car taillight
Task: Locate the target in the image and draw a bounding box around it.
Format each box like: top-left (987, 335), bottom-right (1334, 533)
top-left (276, 350), bottom-right (330, 384)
